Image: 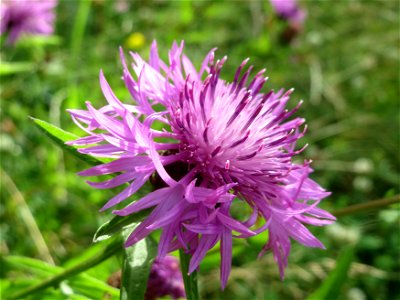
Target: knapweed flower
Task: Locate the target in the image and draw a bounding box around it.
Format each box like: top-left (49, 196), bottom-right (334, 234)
top-left (270, 0), bottom-right (306, 25)
top-left (0, 0), bottom-right (57, 45)
top-left (145, 256), bottom-right (185, 300)
top-left (67, 41), bottom-right (335, 288)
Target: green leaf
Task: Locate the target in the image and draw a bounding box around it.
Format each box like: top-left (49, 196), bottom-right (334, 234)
top-left (17, 35), bottom-right (62, 47)
top-left (68, 276), bottom-right (119, 300)
top-left (0, 62), bottom-right (34, 75)
top-left (307, 246), bottom-right (354, 300)
top-left (3, 255), bottom-right (58, 277)
top-left (6, 238), bottom-right (122, 300)
top-left (63, 241), bottom-right (113, 269)
top-left (3, 255), bottom-right (119, 299)
top-left (67, 294), bottom-right (92, 300)
top-left (179, 249), bottom-right (199, 300)
top-left (93, 182), bottom-right (153, 243)
top-left (94, 209), bottom-right (152, 242)
top-left (120, 231), bottom-right (157, 300)
top-left (31, 117), bottom-right (109, 165)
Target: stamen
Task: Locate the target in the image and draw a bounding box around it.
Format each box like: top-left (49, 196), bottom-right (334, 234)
top-left (211, 146), bottom-right (221, 157)
top-left (199, 79), bottom-right (210, 123)
top-left (242, 105), bottom-right (262, 131)
top-left (233, 58), bottom-right (250, 85)
top-left (229, 130), bottom-right (250, 148)
top-left (248, 69), bottom-right (266, 92)
top-left (227, 90), bottom-right (252, 127)
top-left (203, 127), bottom-right (209, 144)
top-left (237, 151), bottom-right (258, 161)
top-left (225, 160), bottom-right (230, 170)
top-left (185, 113), bottom-right (191, 128)
top-left (184, 74), bottom-right (191, 100)
top-left (237, 65), bottom-right (254, 92)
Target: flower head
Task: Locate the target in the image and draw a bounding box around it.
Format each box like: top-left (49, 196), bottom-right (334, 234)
top-left (145, 255), bottom-right (185, 300)
top-left (0, 0), bottom-right (57, 45)
top-left (270, 0), bottom-right (306, 25)
top-left (67, 41), bottom-right (335, 288)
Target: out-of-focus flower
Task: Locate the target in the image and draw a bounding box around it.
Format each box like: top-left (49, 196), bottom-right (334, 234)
top-left (106, 256), bottom-right (185, 299)
top-left (270, 0), bottom-right (306, 25)
top-left (145, 256), bottom-right (185, 300)
top-left (114, 0), bottom-right (130, 13)
top-left (67, 41), bottom-right (335, 288)
top-left (0, 0), bottom-right (57, 45)
top-left (125, 32), bottom-right (146, 50)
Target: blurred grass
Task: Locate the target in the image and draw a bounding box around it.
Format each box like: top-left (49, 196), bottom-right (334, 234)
top-left (1, 0), bottom-right (399, 299)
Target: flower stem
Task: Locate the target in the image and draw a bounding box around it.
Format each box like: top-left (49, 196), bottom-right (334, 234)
top-left (7, 238), bottom-right (122, 300)
top-left (1, 168), bottom-right (54, 265)
top-left (68, 0), bottom-right (91, 106)
top-left (333, 194), bottom-right (400, 218)
top-left (179, 249), bottom-right (199, 300)
top-left (70, 0), bottom-right (91, 57)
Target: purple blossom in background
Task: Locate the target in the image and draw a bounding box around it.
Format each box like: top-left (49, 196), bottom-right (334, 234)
top-left (145, 256), bottom-right (185, 300)
top-left (0, 0), bottom-right (57, 45)
top-left (114, 0), bottom-right (130, 13)
top-left (67, 41), bottom-right (335, 288)
top-left (270, 0), bottom-right (306, 24)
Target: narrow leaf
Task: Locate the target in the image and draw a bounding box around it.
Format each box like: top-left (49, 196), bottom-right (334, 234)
top-left (6, 238), bottom-right (122, 300)
top-left (4, 255), bottom-right (119, 299)
top-left (120, 231), bottom-right (157, 300)
top-left (94, 208), bottom-right (152, 242)
top-left (17, 35), bottom-right (62, 47)
top-left (0, 62), bottom-right (34, 75)
top-left (307, 246), bottom-right (354, 300)
top-left (3, 255), bottom-right (58, 277)
top-left (31, 117), bottom-right (109, 165)
top-left (179, 249), bottom-right (199, 300)
top-left (94, 181), bottom-right (153, 242)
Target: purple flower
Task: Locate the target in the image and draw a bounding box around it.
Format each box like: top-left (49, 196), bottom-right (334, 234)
top-left (67, 41), bottom-right (335, 288)
top-left (145, 256), bottom-right (185, 300)
top-left (270, 0), bottom-right (306, 24)
top-left (0, 0), bottom-right (57, 45)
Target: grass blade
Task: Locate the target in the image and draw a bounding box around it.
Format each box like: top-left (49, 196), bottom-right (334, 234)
top-left (6, 238), bottom-right (122, 300)
top-left (307, 246), bottom-right (354, 300)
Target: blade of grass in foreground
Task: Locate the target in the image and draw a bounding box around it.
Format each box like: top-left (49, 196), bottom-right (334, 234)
top-left (307, 246), bottom-right (354, 300)
top-left (7, 238), bottom-right (122, 300)
top-left (4, 256), bottom-right (119, 299)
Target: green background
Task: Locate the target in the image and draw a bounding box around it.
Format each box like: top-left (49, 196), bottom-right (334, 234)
top-left (1, 1), bottom-right (399, 299)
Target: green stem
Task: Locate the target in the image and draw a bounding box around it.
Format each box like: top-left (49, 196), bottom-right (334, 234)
top-left (7, 238), bottom-right (122, 300)
top-left (68, 0), bottom-right (91, 106)
top-left (333, 194), bottom-right (400, 218)
top-left (70, 0), bottom-right (91, 57)
top-left (179, 249), bottom-right (199, 300)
